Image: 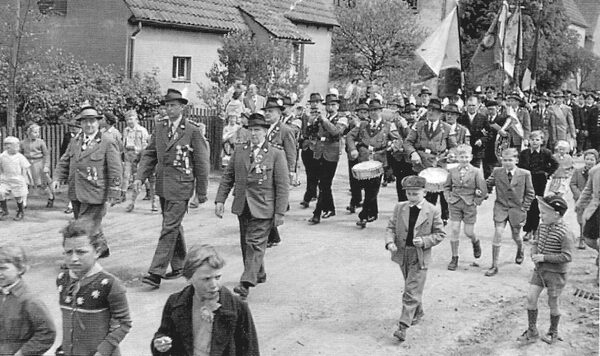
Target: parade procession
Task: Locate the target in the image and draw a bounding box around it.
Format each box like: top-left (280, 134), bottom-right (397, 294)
top-left (2, 0), bottom-right (600, 355)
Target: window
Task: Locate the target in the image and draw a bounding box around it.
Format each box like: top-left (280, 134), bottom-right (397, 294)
top-left (172, 57), bottom-right (191, 82)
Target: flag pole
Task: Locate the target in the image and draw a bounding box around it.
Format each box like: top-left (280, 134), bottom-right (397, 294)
top-left (456, 0), bottom-right (466, 94)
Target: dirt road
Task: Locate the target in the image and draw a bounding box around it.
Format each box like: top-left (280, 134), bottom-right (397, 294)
top-left (2, 159), bottom-right (598, 356)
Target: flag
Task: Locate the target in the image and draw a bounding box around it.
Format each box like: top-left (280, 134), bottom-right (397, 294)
top-left (415, 5), bottom-right (461, 81)
top-left (470, 1), bottom-right (509, 79)
top-left (503, 4), bottom-right (523, 79)
top-left (521, 68), bottom-right (534, 91)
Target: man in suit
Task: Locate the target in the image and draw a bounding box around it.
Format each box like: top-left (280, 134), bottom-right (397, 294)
top-left (530, 95), bottom-right (551, 145)
top-left (308, 94), bottom-right (348, 224)
top-left (263, 97), bottom-right (297, 247)
top-left (483, 100), bottom-right (507, 179)
top-left (404, 98), bottom-right (457, 223)
top-left (390, 104), bottom-right (418, 202)
top-left (53, 106), bottom-right (123, 258)
top-left (443, 103), bottom-right (469, 145)
top-left (384, 175), bottom-right (446, 342)
top-left (459, 96), bottom-right (489, 170)
top-left (547, 91), bottom-right (576, 150)
top-left (506, 92), bottom-right (531, 148)
top-left (215, 113), bottom-right (289, 299)
top-left (582, 93), bottom-right (599, 151)
top-left (299, 93), bottom-right (323, 208)
top-left (243, 84), bottom-right (266, 114)
top-left (136, 89), bottom-right (210, 288)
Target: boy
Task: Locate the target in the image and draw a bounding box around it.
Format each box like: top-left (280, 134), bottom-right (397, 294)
top-left (0, 245), bottom-right (56, 356)
top-left (0, 136), bottom-right (31, 221)
top-left (486, 148), bottom-right (535, 276)
top-left (443, 145), bottom-right (488, 270)
top-left (517, 195), bottom-right (572, 345)
top-left (56, 220), bottom-right (131, 356)
top-left (385, 175), bottom-right (446, 342)
top-left (518, 131), bottom-right (559, 241)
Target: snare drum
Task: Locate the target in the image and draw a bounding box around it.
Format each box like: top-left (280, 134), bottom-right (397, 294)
top-left (418, 167), bottom-right (449, 192)
top-left (352, 160), bottom-right (384, 180)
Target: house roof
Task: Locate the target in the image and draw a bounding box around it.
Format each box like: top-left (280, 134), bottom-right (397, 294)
top-left (239, 2), bottom-right (312, 42)
top-left (123, 0), bottom-right (337, 33)
top-left (562, 0), bottom-right (588, 28)
top-left (574, 0), bottom-right (600, 36)
top-left (123, 0), bottom-right (249, 32)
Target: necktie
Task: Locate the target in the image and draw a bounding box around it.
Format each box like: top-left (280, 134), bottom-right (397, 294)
top-left (251, 145), bottom-right (259, 163)
top-left (428, 123), bottom-right (433, 136)
top-left (82, 136), bottom-right (90, 150)
top-left (507, 171), bottom-right (513, 182)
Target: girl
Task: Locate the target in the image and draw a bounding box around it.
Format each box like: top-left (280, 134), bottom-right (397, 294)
top-left (570, 149), bottom-right (599, 249)
top-left (0, 136), bottom-right (30, 221)
top-left (547, 140), bottom-right (574, 196)
top-left (21, 123), bottom-right (55, 208)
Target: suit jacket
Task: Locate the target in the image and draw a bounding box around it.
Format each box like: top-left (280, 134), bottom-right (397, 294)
top-left (151, 286), bottom-right (259, 356)
top-left (576, 164), bottom-right (600, 218)
top-left (547, 104), bottom-right (576, 144)
top-left (518, 148), bottom-right (558, 176)
top-left (313, 112), bottom-right (348, 162)
top-left (55, 131), bottom-right (122, 204)
top-left (300, 110), bottom-right (320, 151)
top-left (346, 120), bottom-right (399, 165)
top-left (486, 167), bottom-right (535, 211)
top-left (582, 105), bottom-right (599, 135)
top-left (385, 201), bottom-right (446, 269)
top-left (451, 123), bottom-right (470, 145)
top-left (459, 113), bottom-right (489, 159)
top-left (215, 142), bottom-right (289, 219)
top-left (516, 107), bottom-right (531, 140)
top-left (243, 95), bottom-right (266, 114)
top-left (443, 164), bottom-right (487, 206)
top-left (267, 120), bottom-right (297, 172)
top-left (404, 119), bottom-right (457, 170)
top-left (137, 117), bottom-right (210, 201)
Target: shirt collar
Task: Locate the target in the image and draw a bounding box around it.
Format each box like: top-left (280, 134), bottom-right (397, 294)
top-left (170, 116), bottom-right (183, 130)
top-left (68, 262), bottom-right (103, 280)
top-left (506, 168), bottom-right (516, 176)
top-left (408, 200), bottom-right (424, 209)
top-left (1, 279), bottom-right (22, 296)
top-left (530, 147), bottom-right (540, 153)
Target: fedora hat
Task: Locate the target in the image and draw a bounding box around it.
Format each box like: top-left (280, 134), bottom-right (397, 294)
top-left (246, 113), bottom-right (270, 128)
top-left (404, 104), bottom-right (418, 113)
top-left (418, 86), bottom-right (432, 97)
top-left (507, 91), bottom-right (523, 102)
top-left (282, 96), bottom-right (294, 107)
top-left (308, 93), bottom-right (324, 103)
top-left (552, 90), bottom-right (564, 98)
top-left (443, 103), bottom-right (461, 115)
top-left (536, 94), bottom-right (550, 102)
top-left (163, 88), bottom-right (188, 104)
top-left (427, 98), bottom-right (443, 111)
top-left (368, 99), bottom-right (384, 110)
top-left (261, 97), bottom-right (285, 111)
top-left (324, 94), bottom-right (341, 104)
top-left (484, 99), bottom-right (499, 107)
top-left (356, 103), bottom-right (369, 112)
top-left (76, 106), bottom-right (103, 121)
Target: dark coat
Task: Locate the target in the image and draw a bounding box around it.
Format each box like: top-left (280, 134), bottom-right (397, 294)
top-left (151, 286), bottom-right (260, 356)
top-left (137, 117), bottom-right (210, 201)
top-left (312, 112), bottom-right (348, 162)
top-left (459, 112), bottom-right (489, 159)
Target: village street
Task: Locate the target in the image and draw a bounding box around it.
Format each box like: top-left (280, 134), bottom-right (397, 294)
top-left (2, 159), bottom-right (598, 356)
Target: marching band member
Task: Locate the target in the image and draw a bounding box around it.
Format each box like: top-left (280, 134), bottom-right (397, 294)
top-left (299, 93), bottom-right (323, 209)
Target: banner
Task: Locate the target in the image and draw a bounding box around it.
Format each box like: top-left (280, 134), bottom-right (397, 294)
top-left (470, 1), bottom-right (509, 79)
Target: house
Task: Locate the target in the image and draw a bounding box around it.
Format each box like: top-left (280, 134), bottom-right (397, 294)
top-left (36, 0), bottom-right (338, 105)
top-left (575, 0), bottom-right (600, 56)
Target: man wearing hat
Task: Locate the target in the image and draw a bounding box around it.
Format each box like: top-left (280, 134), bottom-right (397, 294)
top-left (136, 89), bottom-right (210, 288)
top-left (263, 96), bottom-right (297, 247)
top-left (388, 104), bottom-right (418, 201)
top-left (582, 93), bottom-right (599, 151)
top-left (482, 100), bottom-right (506, 178)
top-left (345, 102), bottom-right (369, 213)
top-left (346, 99), bottom-right (400, 227)
top-left (506, 91), bottom-right (531, 147)
top-left (443, 103), bottom-right (470, 144)
top-left (299, 93), bottom-right (323, 208)
top-left (215, 113), bottom-right (289, 299)
top-left (417, 86), bottom-right (432, 108)
top-left (243, 84), bottom-right (266, 114)
top-left (530, 94), bottom-right (551, 142)
top-left (308, 93), bottom-right (349, 224)
top-left (547, 91), bottom-right (576, 150)
top-left (384, 175), bottom-right (446, 342)
top-left (404, 98), bottom-right (457, 223)
top-left (54, 105), bottom-right (123, 257)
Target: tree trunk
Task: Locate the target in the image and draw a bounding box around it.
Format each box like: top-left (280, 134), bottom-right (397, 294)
top-left (7, 0), bottom-right (20, 133)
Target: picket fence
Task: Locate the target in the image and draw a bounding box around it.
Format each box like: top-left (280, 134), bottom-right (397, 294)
top-left (0, 108), bottom-right (224, 174)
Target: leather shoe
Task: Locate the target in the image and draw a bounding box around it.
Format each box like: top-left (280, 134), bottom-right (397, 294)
top-left (447, 256), bottom-right (458, 271)
top-left (411, 311), bottom-right (425, 326)
top-left (46, 197), bottom-right (54, 208)
top-left (142, 273), bottom-right (161, 288)
top-left (257, 274), bottom-right (267, 284)
top-left (233, 284), bottom-right (249, 299)
top-left (472, 240), bottom-right (482, 259)
top-left (346, 205), bottom-right (356, 214)
top-left (322, 211), bottom-right (336, 219)
top-left (484, 267), bottom-right (498, 277)
top-left (393, 324), bottom-right (407, 342)
top-left (366, 216), bottom-right (377, 222)
top-left (356, 219), bottom-right (367, 228)
top-left (164, 269), bottom-right (182, 280)
top-left (299, 201), bottom-right (309, 208)
top-left (13, 212), bottom-right (24, 221)
top-left (515, 248), bottom-right (524, 264)
top-left (308, 216), bottom-right (320, 225)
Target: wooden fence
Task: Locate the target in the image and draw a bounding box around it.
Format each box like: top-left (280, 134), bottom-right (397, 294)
top-left (0, 108), bottom-right (224, 174)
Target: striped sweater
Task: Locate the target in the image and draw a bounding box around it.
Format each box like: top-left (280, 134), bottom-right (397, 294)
top-left (533, 221), bottom-right (573, 273)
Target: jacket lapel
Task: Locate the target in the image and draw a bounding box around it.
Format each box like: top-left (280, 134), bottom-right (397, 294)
top-left (171, 287), bottom-right (194, 356)
top-left (401, 203), bottom-right (410, 228)
top-left (78, 132), bottom-right (102, 160)
top-left (210, 288), bottom-right (238, 356)
top-left (242, 144), bottom-right (252, 172)
top-left (414, 204), bottom-right (430, 228)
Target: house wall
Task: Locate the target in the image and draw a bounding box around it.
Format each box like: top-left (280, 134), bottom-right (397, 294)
top-left (294, 23), bottom-right (332, 102)
top-left (38, 0), bottom-right (131, 70)
top-left (569, 24), bottom-right (586, 47)
top-left (593, 21), bottom-right (600, 56)
top-left (131, 26), bottom-right (224, 105)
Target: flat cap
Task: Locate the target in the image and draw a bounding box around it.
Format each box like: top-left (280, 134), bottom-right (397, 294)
top-left (402, 175), bottom-right (427, 190)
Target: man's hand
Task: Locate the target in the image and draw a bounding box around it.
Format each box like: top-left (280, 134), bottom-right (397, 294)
top-left (43, 167), bottom-right (50, 173)
top-left (274, 214), bottom-right (284, 226)
top-left (499, 129), bottom-right (508, 137)
top-left (51, 180), bottom-right (61, 191)
top-left (475, 139), bottom-right (482, 147)
top-left (153, 336), bottom-right (173, 353)
top-left (289, 172), bottom-right (297, 185)
top-left (386, 242), bottom-right (398, 253)
top-left (215, 202), bottom-right (225, 218)
top-left (133, 179), bottom-right (143, 190)
top-left (413, 236), bottom-right (424, 248)
top-left (411, 152), bottom-right (421, 164)
top-left (350, 149), bottom-right (359, 160)
top-left (197, 194), bottom-right (208, 204)
top-left (531, 254), bottom-right (544, 263)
